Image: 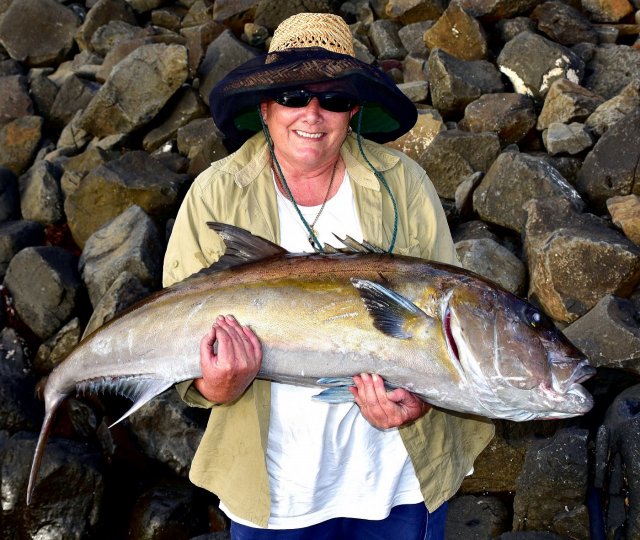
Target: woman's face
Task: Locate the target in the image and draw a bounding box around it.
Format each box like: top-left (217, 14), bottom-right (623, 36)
top-left (261, 90), bottom-right (358, 169)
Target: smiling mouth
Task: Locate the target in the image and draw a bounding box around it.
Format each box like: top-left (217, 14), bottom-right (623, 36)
top-left (295, 130), bottom-right (324, 139)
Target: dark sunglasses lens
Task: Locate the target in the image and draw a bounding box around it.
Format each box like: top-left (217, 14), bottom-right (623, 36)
top-left (318, 94), bottom-right (356, 112)
top-left (275, 91), bottom-right (311, 108)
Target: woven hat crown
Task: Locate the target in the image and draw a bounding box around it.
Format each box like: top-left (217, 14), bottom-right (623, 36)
top-left (268, 13), bottom-right (355, 57)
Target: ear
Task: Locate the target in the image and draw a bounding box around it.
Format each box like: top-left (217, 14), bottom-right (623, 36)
top-left (350, 105), bottom-right (360, 119)
top-left (260, 101), bottom-right (268, 122)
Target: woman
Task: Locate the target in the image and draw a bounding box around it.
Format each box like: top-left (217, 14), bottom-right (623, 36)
top-left (163, 13), bottom-right (494, 539)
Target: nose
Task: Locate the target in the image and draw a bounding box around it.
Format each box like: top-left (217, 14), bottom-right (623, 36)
top-left (303, 97), bottom-right (322, 119)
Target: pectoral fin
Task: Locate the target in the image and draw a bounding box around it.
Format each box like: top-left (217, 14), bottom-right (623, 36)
top-left (351, 279), bottom-right (431, 339)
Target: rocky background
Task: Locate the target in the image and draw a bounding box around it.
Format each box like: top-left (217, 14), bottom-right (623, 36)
top-left (0, 0), bottom-right (639, 538)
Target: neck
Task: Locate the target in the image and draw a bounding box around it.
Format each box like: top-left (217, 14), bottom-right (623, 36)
top-left (272, 154), bottom-right (343, 207)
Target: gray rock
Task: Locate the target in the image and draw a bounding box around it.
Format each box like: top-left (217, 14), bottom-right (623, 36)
top-left (583, 44), bottom-right (640, 100)
top-left (0, 220), bottom-right (44, 279)
top-left (79, 205), bottom-right (163, 306)
top-left (446, 495), bottom-right (510, 539)
top-left (127, 482), bottom-right (213, 540)
top-left (64, 150), bottom-right (188, 248)
top-left (27, 68), bottom-right (59, 124)
top-left (49, 75), bottom-right (100, 130)
top-left (428, 48), bottom-right (504, 117)
top-left (398, 80), bottom-right (429, 103)
top-left (18, 160), bottom-right (65, 225)
top-left (597, 384), bottom-right (640, 539)
top-left (419, 129), bottom-right (501, 199)
top-left (0, 167), bottom-right (19, 221)
top-left (78, 43), bottom-right (188, 138)
top-left (454, 171), bottom-right (484, 217)
top-left (127, 0), bottom-right (167, 13)
top-left (473, 151), bottom-right (583, 233)
top-left (142, 86), bottom-right (208, 152)
top-left (34, 317), bottom-right (82, 375)
top-left (3, 246), bottom-right (84, 340)
top-left (368, 19), bottom-right (407, 60)
top-left (82, 271), bottom-right (151, 337)
top-left (398, 21), bottom-right (433, 58)
top-left (423, 3), bottom-right (488, 61)
top-left (180, 21), bottom-right (226, 78)
top-left (385, 0), bottom-right (445, 22)
top-left (456, 237), bottom-right (526, 295)
top-left (542, 122), bottom-right (594, 156)
top-left (512, 428), bottom-right (590, 536)
top-left (495, 16), bottom-right (536, 43)
top-left (537, 78), bottom-right (605, 130)
top-left (459, 93), bottom-right (536, 145)
top-left (0, 115), bottom-right (43, 175)
top-left (182, 0), bottom-right (217, 28)
top-left (127, 389), bottom-right (208, 477)
top-left (56, 110), bottom-right (93, 156)
top-left (523, 197), bottom-right (640, 322)
top-left (531, 1), bottom-right (598, 45)
top-left (0, 75), bottom-right (33, 128)
top-left (576, 108), bottom-right (640, 213)
top-left (497, 31), bottom-right (584, 102)
top-left (212, 0), bottom-right (257, 24)
top-left (0, 434), bottom-right (104, 540)
top-left (198, 29), bottom-right (260, 106)
top-left (176, 117), bottom-right (228, 177)
top-left (59, 146), bottom-right (116, 198)
top-left (456, 0), bottom-right (541, 21)
top-left (151, 5), bottom-right (188, 32)
top-left (75, 0), bottom-right (137, 52)
top-left (564, 295), bottom-right (640, 371)
top-left (0, 0), bottom-right (80, 67)
top-left (0, 327), bottom-right (41, 432)
top-left (90, 20), bottom-right (155, 57)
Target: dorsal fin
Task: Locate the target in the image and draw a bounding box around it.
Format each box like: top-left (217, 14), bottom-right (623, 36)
top-left (206, 222), bottom-right (288, 270)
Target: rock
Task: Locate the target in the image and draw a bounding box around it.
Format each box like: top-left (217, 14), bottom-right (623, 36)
top-left (56, 110), bottom-right (93, 156)
top-left (0, 167), bottom-right (19, 221)
top-left (581, 0), bottom-right (634, 22)
top-left (49, 75), bottom-right (100, 130)
top-left (537, 78), bottom-right (605, 131)
top-left (79, 205), bottom-right (163, 307)
top-left (127, 482), bottom-right (212, 540)
top-left (446, 495), bottom-right (510, 539)
top-left (197, 29), bottom-right (259, 106)
top-left (0, 433), bottom-right (104, 540)
top-left (497, 31), bottom-right (585, 101)
top-left (607, 194), bottom-right (640, 245)
top-left (182, 0), bottom-right (217, 28)
top-left (127, 0), bottom-right (167, 13)
top-left (403, 54), bottom-right (429, 83)
top-left (456, 237), bottom-right (526, 295)
top-left (454, 171), bottom-right (484, 217)
top-left (89, 20), bottom-right (156, 57)
top-left (531, 1), bottom-right (599, 45)
top-left (3, 246), bottom-right (85, 340)
top-left (27, 69), bottom-right (59, 125)
top-left (385, 109), bottom-right (445, 163)
top-left (428, 48), bottom-right (504, 117)
top-left (495, 16), bottom-right (537, 42)
top-left (0, 328), bottom-right (42, 432)
top-left (512, 428), bottom-right (590, 536)
top-left (18, 160), bottom-right (65, 225)
top-left (583, 45), bottom-right (640, 100)
top-left (0, 75), bottom-right (33, 128)
top-left (180, 21), bottom-right (226, 78)
top-left (75, 0), bottom-right (137, 52)
top-left (242, 22), bottom-right (269, 47)
top-left (176, 117), bottom-right (228, 177)
top-left (459, 93), bottom-right (536, 145)
top-left (82, 271), bottom-right (151, 337)
top-left (0, 115), bottom-right (44, 175)
top-left (419, 129), bottom-right (500, 199)
top-left (0, 0), bottom-right (80, 67)
top-left (0, 220), bottom-right (44, 279)
top-left (33, 317), bottom-right (82, 375)
top-left (368, 19), bottom-right (407, 60)
top-left (423, 3), bottom-right (488, 61)
top-left (456, 0), bottom-right (541, 21)
top-left (152, 5), bottom-right (189, 32)
top-left (64, 150), bottom-right (188, 248)
top-left (142, 86), bottom-right (208, 152)
top-left (127, 389), bottom-right (208, 477)
top-left (59, 147), bottom-right (116, 198)
top-left (473, 151), bottom-right (583, 233)
top-left (386, 0), bottom-right (446, 22)
top-left (523, 197), bottom-right (640, 322)
top-left (585, 80), bottom-right (640, 136)
top-left (78, 43), bottom-right (188, 138)
top-left (575, 108), bottom-right (640, 213)
top-left (542, 122), bottom-right (594, 156)
top-left (564, 295), bottom-right (640, 372)
top-left (398, 21), bottom-right (433, 57)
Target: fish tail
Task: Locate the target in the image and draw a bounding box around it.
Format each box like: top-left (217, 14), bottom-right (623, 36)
top-left (26, 392), bottom-right (66, 505)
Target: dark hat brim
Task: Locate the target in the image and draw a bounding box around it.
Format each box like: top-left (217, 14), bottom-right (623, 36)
top-left (209, 48), bottom-right (417, 150)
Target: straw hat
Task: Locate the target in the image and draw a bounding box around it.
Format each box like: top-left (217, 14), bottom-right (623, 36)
top-left (209, 13), bottom-right (417, 150)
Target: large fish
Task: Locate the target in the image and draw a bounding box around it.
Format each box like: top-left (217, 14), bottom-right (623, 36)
top-left (27, 223), bottom-right (595, 504)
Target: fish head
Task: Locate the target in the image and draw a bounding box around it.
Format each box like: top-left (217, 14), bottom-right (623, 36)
top-left (444, 283), bottom-right (595, 421)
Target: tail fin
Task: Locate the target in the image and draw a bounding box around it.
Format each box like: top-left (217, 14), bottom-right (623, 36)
top-left (27, 393), bottom-right (65, 505)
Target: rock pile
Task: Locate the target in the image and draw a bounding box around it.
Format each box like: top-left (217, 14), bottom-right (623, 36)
top-left (0, 0), bottom-right (639, 538)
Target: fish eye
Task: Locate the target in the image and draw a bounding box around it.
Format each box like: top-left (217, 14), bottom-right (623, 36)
top-left (523, 305), bottom-right (547, 329)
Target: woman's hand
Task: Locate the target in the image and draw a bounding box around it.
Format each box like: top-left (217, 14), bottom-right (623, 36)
top-left (194, 315), bottom-right (262, 404)
top-left (350, 373), bottom-right (431, 429)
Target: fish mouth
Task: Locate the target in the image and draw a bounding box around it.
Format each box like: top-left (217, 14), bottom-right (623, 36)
top-left (444, 305), bottom-right (460, 364)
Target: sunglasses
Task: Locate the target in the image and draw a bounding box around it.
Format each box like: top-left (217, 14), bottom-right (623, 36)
top-left (273, 90), bottom-right (358, 112)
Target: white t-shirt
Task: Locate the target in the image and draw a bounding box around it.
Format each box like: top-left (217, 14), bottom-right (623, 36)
top-left (221, 172), bottom-right (423, 529)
